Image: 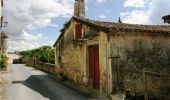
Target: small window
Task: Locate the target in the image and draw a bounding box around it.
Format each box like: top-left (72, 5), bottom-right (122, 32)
top-left (75, 23), bottom-right (82, 40)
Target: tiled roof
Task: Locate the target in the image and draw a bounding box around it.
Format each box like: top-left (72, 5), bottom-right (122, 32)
top-left (73, 16), bottom-right (170, 34)
top-left (53, 16), bottom-right (170, 47)
top-left (1, 32), bottom-right (8, 38)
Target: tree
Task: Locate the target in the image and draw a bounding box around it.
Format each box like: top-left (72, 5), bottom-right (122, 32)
top-left (18, 46), bottom-right (55, 64)
top-left (0, 54), bottom-right (9, 68)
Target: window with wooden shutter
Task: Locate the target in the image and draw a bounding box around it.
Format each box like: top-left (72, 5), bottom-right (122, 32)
top-left (75, 23), bottom-right (82, 40)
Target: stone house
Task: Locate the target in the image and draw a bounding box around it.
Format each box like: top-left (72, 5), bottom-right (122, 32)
top-left (53, 0), bottom-right (170, 96)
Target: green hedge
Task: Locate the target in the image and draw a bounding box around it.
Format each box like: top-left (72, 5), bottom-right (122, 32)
top-left (0, 54), bottom-right (9, 68)
top-left (19, 46), bottom-right (55, 64)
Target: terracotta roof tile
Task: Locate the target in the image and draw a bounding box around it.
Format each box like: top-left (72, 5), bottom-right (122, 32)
top-left (53, 16), bottom-right (170, 47)
top-left (73, 17), bottom-right (170, 34)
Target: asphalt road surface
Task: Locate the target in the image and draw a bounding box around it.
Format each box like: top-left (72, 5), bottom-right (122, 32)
top-left (6, 55), bottom-right (89, 100)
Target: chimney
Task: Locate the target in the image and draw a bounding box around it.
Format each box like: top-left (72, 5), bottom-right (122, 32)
top-left (74, 0), bottom-right (85, 18)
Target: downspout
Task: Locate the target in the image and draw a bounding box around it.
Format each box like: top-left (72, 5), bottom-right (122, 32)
top-left (106, 35), bottom-right (111, 97)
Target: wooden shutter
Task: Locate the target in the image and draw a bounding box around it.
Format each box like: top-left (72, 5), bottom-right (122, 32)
top-left (75, 23), bottom-right (82, 40)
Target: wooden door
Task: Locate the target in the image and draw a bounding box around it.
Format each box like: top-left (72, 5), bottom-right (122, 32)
top-left (89, 45), bottom-right (100, 90)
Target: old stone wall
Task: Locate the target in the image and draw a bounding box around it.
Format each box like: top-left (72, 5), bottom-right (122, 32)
top-left (55, 21), bottom-right (86, 85)
top-left (24, 58), bottom-right (55, 74)
top-left (54, 21), bottom-right (110, 94)
top-left (109, 33), bottom-right (170, 99)
top-left (98, 32), bottom-right (108, 93)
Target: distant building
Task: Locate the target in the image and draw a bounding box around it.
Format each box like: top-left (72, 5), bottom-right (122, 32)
top-left (162, 15), bottom-right (170, 24)
top-left (0, 32), bottom-right (8, 54)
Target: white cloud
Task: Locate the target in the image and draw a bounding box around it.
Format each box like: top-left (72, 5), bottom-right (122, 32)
top-left (17, 30), bottom-right (42, 41)
top-left (8, 39), bottom-right (55, 52)
top-left (48, 24), bottom-right (59, 28)
top-left (43, 40), bottom-right (54, 47)
top-left (7, 30), bottom-right (43, 51)
top-left (148, 0), bottom-right (170, 24)
top-left (3, 0), bottom-right (73, 34)
top-left (121, 0), bottom-right (170, 25)
top-left (8, 40), bottom-right (41, 52)
top-left (3, 0), bottom-right (74, 51)
top-left (96, 0), bottom-right (106, 3)
top-left (99, 15), bottom-right (106, 19)
top-left (124, 0), bottom-right (149, 8)
top-left (120, 10), bottom-right (151, 24)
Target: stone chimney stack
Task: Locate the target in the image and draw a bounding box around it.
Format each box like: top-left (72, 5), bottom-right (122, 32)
top-left (74, 0), bottom-right (85, 18)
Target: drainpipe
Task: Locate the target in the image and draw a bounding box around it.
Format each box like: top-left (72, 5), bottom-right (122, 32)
top-left (106, 36), bottom-right (111, 97)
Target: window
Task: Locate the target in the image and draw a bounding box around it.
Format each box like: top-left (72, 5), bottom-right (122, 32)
top-left (75, 23), bottom-right (82, 40)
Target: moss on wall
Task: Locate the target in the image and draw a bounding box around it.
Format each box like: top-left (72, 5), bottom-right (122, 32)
top-left (110, 35), bottom-right (170, 99)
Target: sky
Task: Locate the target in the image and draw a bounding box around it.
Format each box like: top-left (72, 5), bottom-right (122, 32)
top-left (2, 0), bottom-right (170, 52)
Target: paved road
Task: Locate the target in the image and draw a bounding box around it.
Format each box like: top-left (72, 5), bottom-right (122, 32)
top-left (6, 55), bottom-right (89, 100)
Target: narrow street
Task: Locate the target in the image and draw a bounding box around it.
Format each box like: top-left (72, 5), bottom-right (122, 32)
top-left (6, 54), bottom-right (89, 100)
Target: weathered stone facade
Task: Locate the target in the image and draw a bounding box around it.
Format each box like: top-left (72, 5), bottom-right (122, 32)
top-left (53, 0), bottom-right (170, 98)
top-left (109, 33), bottom-right (170, 98)
top-left (54, 21), bottom-right (109, 93)
top-left (53, 16), bottom-right (170, 98)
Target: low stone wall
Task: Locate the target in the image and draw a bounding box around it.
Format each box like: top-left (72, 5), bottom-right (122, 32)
top-left (13, 59), bottom-right (22, 64)
top-left (24, 58), bottom-right (55, 74)
top-left (36, 61), bottom-right (55, 74)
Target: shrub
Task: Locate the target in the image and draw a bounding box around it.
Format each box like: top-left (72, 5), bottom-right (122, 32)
top-left (18, 46), bottom-right (55, 64)
top-left (0, 54), bottom-right (9, 68)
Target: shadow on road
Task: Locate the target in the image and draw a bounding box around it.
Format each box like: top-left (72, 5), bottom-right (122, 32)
top-left (12, 75), bottom-right (62, 100)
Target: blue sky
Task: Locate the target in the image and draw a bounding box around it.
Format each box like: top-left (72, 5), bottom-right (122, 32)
top-left (2, 0), bottom-right (170, 52)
